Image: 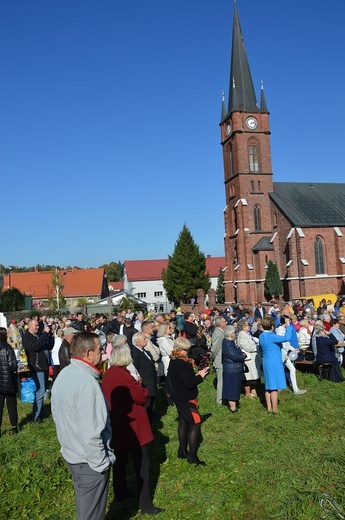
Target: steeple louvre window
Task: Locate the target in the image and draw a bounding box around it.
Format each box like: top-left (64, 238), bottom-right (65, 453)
top-left (229, 147), bottom-right (234, 177)
top-left (254, 204), bottom-right (262, 231)
top-left (314, 236), bottom-right (325, 274)
top-left (249, 145), bottom-right (259, 172)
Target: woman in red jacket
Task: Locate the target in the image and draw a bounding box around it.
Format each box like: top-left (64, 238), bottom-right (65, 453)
top-left (102, 344), bottom-right (163, 516)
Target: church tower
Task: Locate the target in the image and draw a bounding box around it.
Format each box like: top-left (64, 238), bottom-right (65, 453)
top-left (221, 5), bottom-right (275, 304)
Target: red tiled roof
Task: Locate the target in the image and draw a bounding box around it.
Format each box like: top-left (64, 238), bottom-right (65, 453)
top-left (108, 281), bottom-right (124, 291)
top-left (125, 257), bottom-right (225, 281)
top-left (205, 256), bottom-right (227, 276)
top-left (3, 268), bottom-right (106, 299)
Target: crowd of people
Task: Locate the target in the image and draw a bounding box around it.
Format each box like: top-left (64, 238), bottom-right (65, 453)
top-left (0, 297), bottom-right (344, 518)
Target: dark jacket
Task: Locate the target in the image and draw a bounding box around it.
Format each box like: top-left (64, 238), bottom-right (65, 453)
top-left (23, 331), bottom-right (52, 372)
top-left (72, 320), bottom-right (86, 332)
top-left (109, 318), bottom-right (121, 335)
top-left (167, 357), bottom-right (203, 402)
top-left (254, 307), bottom-right (266, 319)
top-left (184, 321), bottom-right (198, 345)
top-left (58, 339), bottom-right (72, 370)
top-left (123, 325), bottom-right (137, 348)
top-left (190, 334), bottom-right (208, 362)
top-left (96, 321), bottom-right (113, 336)
top-left (315, 333), bottom-right (338, 365)
top-left (0, 342), bottom-right (18, 394)
top-left (222, 338), bottom-right (246, 374)
top-left (131, 347), bottom-right (157, 397)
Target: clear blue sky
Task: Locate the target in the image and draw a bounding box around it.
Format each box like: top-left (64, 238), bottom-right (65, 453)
top-left (1, 0), bottom-right (344, 268)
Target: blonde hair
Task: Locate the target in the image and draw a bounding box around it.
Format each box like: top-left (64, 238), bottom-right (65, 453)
top-left (172, 337), bottom-right (191, 352)
top-left (109, 344), bottom-right (133, 367)
top-left (299, 319), bottom-right (309, 328)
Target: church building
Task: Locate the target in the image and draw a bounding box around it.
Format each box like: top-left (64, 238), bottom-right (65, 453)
top-left (221, 6), bottom-right (345, 304)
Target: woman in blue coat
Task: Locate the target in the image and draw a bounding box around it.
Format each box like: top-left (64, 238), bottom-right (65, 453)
top-left (259, 316), bottom-right (292, 413)
top-left (222, 325), bottom-right (246, 413)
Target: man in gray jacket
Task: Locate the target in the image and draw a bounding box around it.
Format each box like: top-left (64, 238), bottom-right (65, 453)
top-left (210, 316), bottom-right (227, 404)
top-left (52, 332), bottom-right (115, 520)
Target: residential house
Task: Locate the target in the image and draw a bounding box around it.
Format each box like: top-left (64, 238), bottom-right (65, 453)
top-left (124, 256), bottom-right (226, 312)
top-left (3, 267), bottom-right (109, 310)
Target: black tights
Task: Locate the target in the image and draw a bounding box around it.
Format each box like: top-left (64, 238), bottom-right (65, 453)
top-left (178, 418), bottom-right (201, 457)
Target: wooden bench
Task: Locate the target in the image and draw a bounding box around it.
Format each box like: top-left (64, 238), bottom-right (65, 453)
top-left (295, 359), bottom-right (332, 381)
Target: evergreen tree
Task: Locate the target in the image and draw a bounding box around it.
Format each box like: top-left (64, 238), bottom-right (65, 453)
top-left (162, 225), bottom-right (211, 306)
top-left (216, 267), bottom-right (225, 304)
top-left (264, 260), bottom-right (283, 300)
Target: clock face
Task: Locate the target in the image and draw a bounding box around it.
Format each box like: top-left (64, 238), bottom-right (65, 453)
top-left (245, 116), bottom-right (257, 130)
top-left (226, 122), bottom-right (231, 135)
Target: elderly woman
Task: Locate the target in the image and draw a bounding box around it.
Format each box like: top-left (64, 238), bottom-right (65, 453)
top-left (156, 323), bottom-right (174, 376)
top-left (167, 337), bottom-right (208, 466)
top-left (259, 316), bottom-right (292, 413)
top-left (297, 319), bottom-right (312, 348)
top-left (315, 326), bottom-right (344, 383)
top-left (102, 344), bottom-right (163, 515)
top-left (222, 325), bottom-right (246, 413)
top-left (236, 320), bottom-right (261, 398)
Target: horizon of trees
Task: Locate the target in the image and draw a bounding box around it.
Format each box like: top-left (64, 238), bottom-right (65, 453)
top-left (0, 261), bottom-right (124, 282)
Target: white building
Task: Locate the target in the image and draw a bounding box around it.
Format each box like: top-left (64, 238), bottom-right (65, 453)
top-left (124, 257), bottom-right (226, 312)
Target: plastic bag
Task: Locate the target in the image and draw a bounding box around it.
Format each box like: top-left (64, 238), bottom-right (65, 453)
top-left (20, 378), bottom-right (36, 403)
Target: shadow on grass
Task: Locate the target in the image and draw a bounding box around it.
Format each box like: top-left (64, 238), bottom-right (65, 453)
top-left (105, 392), bottom-right (169, 520)
top-left (18, 401), bottom-right (52, 429)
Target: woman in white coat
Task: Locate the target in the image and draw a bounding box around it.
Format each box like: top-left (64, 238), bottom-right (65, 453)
top-left (156, 323), bottom-right (174, 376)
top-left (237, 320), bottom-right (262, 398)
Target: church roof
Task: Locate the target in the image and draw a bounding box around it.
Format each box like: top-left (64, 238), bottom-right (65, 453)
top-left (252, 237), bottom-right (274, 252)
top-left (271, 182), bottom-right (345, 226)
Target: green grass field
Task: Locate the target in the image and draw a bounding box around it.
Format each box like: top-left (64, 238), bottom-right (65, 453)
top-left (1, 368), bottom-right (344, 519)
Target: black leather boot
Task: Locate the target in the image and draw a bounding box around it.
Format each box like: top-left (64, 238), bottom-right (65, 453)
top-left (177, 447), bottom-right (188, 459)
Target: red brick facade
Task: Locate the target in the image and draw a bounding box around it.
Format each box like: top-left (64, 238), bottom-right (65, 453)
top-left (221, 12), bottom-right (345, 304)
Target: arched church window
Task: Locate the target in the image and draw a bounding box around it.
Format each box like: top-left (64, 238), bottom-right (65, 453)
top-left (314, 236), bottom-right (325, 274)
top-left (249, 145), bottom-right (259, 172)
top-left (254, 204), bottom-right (262, 231)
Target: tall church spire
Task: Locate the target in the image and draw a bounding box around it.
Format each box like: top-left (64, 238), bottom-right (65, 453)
top-left (228, 5), bottom-right (258, 113)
